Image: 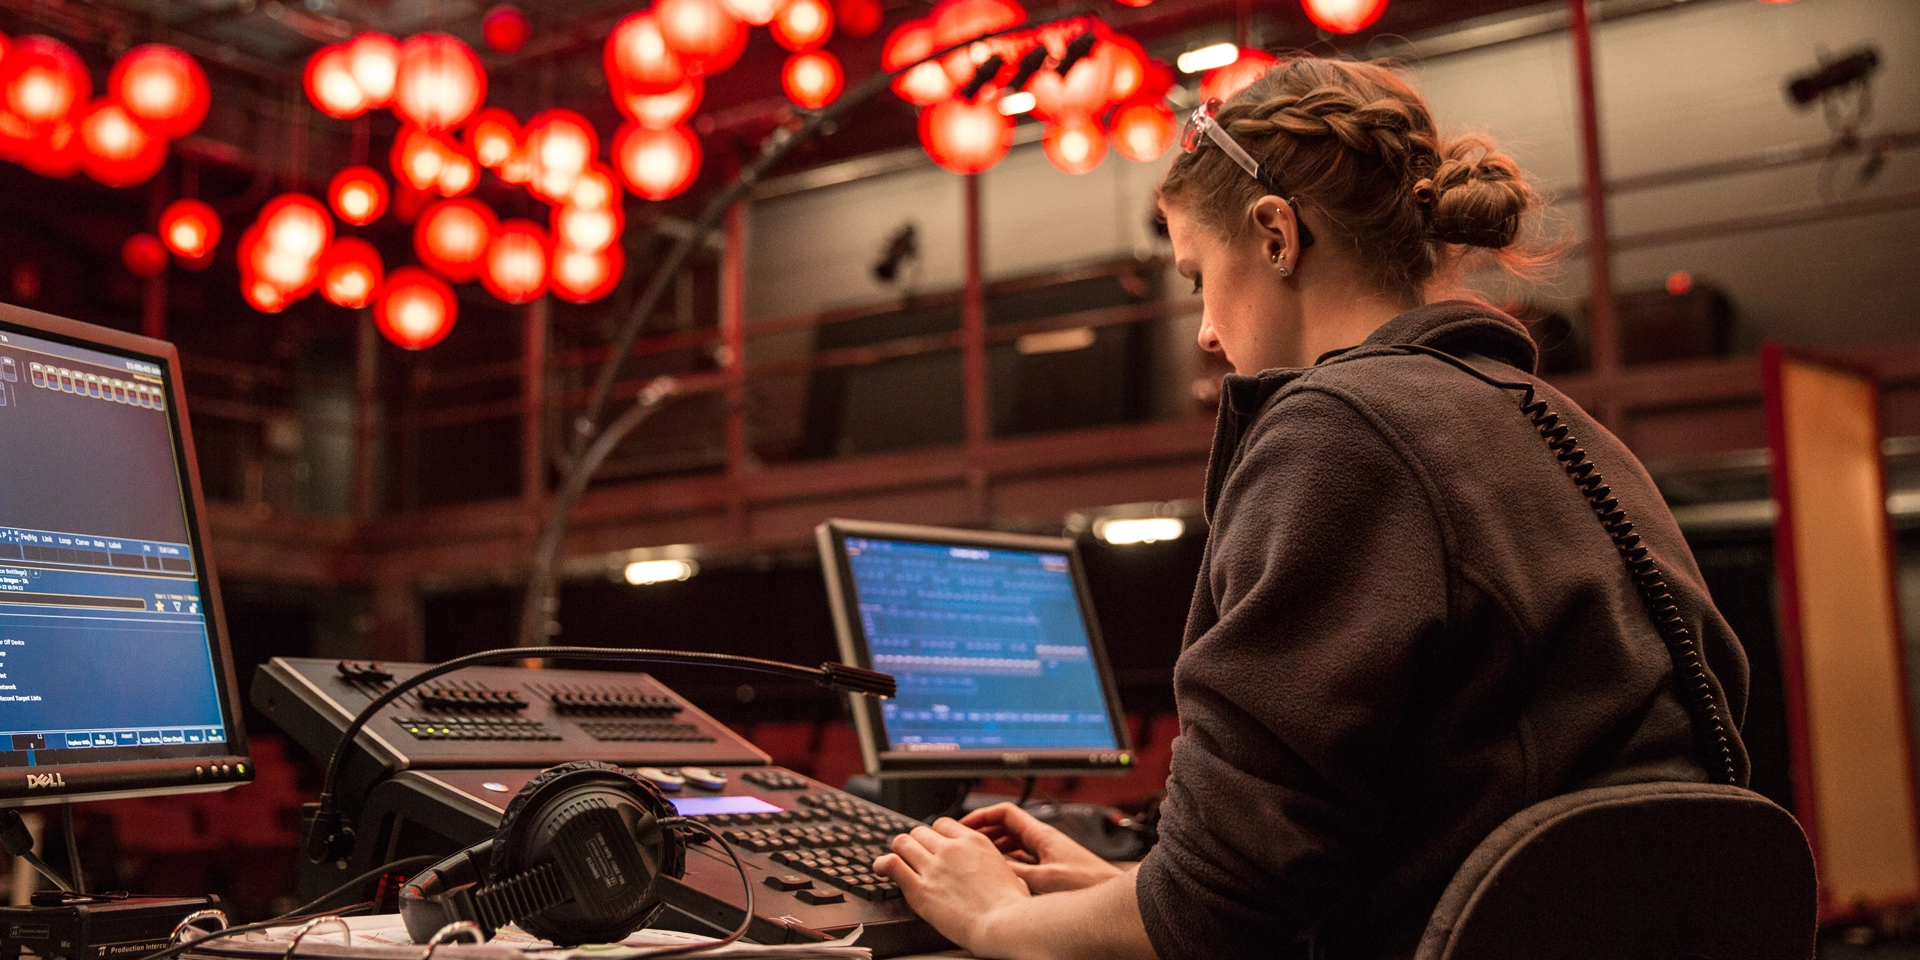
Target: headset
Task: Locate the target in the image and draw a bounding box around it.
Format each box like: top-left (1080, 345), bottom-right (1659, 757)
top-left (397, 760), bottom-right (702, 947)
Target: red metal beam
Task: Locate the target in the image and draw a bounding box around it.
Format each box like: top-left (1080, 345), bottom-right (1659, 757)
top-left (1568, 0), bottom-right (1620, 425)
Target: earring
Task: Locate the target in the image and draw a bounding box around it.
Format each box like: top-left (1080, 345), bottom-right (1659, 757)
top-left (1278, 264), bottom-right (1290, 277)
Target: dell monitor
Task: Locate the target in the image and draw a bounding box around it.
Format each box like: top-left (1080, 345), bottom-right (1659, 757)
top-left (817, 519), bottom-right (1133, 779)
top-left (0, 304), bottom-right (250, 805)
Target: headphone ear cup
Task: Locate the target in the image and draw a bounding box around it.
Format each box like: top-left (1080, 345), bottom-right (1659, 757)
top-left (489, 761), bottom-right (687, 946)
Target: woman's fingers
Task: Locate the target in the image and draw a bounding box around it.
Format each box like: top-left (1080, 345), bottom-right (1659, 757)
top-left (891, 831), bottom-right (936, 871)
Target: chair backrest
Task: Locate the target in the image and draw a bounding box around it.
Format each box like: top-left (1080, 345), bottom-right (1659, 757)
top-left (1415, 781), bottom-right (1817, 960)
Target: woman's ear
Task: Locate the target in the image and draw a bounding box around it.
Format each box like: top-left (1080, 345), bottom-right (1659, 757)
top-left (1250, 198), bottom-right (1302, 268)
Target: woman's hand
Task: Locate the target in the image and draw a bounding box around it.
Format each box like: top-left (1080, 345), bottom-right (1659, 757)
top-left (874, 818), bottom-right (1033, 954)
top-left (962, 802), bottom-right (1123, 894)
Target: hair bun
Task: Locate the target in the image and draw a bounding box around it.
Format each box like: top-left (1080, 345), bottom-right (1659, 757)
top-left (1427, 135), bottom-right (1528, 249)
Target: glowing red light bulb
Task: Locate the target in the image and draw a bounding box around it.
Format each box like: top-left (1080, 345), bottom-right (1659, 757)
top-left (1301, 0), bottom-right (1389, 35)
top-left (329, 166), bottom-right (390, 226)
top-left (304, 44), bottom-right (369, 120)
top-left (782, 51), bottom-right (843, 110)
top-left (375, 267), bottom-right (458, 349)
top-left (482, 5), bottom-right (532, 54)
top-left (1108, 101), bottom-right (1175, 162)
top-left (917, 97), bottom-right (1013, 174)
top-left (111, 44), bottom-right (210, 140)
top-left (415, 198), bottom-right (498, 283)
top-left (481, 220), bottom-right (552, 304)
top-left (612, 122), bottom-right (702, 201)
top-left (393, 32), bottom-right (486, 132)
top-left (605, 12), bottom-right (687, 96)
top-left (319, 237), bottom-right (385, 309)
top-left (158, 198), bottom-right (222, 260)
top-left (79, 98), bottom-right (168, 188)
top-left (4, 36), bottom-right (91, 128)
top-left (346, 33), bottom-right (401, 107)
top-left (655, 0), bottom-right (748, 76)
top-left (771, 0), bottom-right (834, 52)
top-left (550, 244), bottom-right (625, 304)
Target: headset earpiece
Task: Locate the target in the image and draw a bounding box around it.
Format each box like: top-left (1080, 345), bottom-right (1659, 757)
top-left (399, 761), bottom-right (686, 946)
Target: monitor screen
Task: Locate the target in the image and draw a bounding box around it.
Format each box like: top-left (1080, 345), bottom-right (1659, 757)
top-left (819, 520), bottom-right (1131, 778)
top-left (0, 311), bottom-right (246, 802)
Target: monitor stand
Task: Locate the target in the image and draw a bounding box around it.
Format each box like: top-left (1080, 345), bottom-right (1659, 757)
top-left (844, 776), bottom-right (972, 823)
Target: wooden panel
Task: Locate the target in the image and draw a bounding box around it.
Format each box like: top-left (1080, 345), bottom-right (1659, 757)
top-left (1765, 344), bottom-right (1920, 920)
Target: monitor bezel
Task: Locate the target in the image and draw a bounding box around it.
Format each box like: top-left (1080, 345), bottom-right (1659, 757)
top-left (817, 518), bottom-right (1134, 780)
top-left (0, 303), bottom-right (251, 806)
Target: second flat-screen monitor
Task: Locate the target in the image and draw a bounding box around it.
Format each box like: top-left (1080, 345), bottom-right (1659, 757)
top-left (817, 519), bottom-right (1133, 778)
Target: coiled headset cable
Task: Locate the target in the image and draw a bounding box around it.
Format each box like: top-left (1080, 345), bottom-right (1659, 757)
top-left (1368, 344), bottom-right (1739, 786)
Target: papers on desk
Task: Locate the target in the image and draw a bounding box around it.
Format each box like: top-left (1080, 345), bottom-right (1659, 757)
top-left (181, 914), bottom-right (871, 960)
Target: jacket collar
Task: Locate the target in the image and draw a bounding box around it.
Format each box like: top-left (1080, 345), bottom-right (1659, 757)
top-left (1203, 300), bottom-right (1537, 521)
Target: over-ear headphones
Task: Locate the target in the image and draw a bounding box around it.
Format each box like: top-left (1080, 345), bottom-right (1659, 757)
top-left (398, 761), bottom-right (687, 946)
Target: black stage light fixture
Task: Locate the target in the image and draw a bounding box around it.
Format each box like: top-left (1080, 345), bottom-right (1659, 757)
top-left (873, 223), bottom-right (918, 283)
top-left (961, 54), bottom-right (1006, 100)
top-left (1056, 31), bottom-right (1098, 76)
top-left (1787, 47), bottom-right (1879, 106)
top-left (1006, 44), bottom-right (1051, 93)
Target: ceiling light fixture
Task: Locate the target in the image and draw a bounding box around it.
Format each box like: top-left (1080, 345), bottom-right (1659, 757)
top-left (1177, 42), bottom-right (1238, 75)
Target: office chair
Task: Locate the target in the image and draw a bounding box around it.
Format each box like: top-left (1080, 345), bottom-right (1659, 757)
top-left (1414, 781), bottom-right (1817, 960)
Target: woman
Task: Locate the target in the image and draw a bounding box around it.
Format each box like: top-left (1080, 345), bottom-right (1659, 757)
top-left (873, 56), bottom-right (1750, 960)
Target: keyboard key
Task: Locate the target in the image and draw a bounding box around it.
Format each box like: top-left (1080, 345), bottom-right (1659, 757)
top-left (796, 889), bottom-right (846, 905)
top-left (764, 874), bottom-right (813, 891)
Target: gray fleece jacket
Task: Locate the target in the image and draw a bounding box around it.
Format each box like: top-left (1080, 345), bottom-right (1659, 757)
top-left (1133, 301), bottom-right (1751, 960)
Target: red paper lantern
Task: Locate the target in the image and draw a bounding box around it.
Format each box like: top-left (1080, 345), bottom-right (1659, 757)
top-left (550, 244), bottom-right (625, 304)
top-left (917, 97), bottom-right (1012, 174)
top-left (931, 0), bottom-right (1025, 84)
top-left (394, 32), bottom-right (486, 132)
top-left (1200, 48), bottom-right (1276, 104)
top-left (21, 117), bottom-right (82, 178)
top-left (159, 198), bottom-right (221, 260)
top-left (605, 12), bottom-right (687, 96)
top-left (552, 203), bottom-right (624, 253)
top-left (615, 75), bottom-right (703, 130)
top-left (241, 272), bottom-right (293, 313)
top-left (79, 99), bottom-right (167, 188)
top-left (464, 107), bottom-right (521, 169)
top-left (241, 222), bottom-right (321, 294)
top-left (415, 198), bottom-right (498, 283)
top-left (392, 125), bottom-right (455, 191)
top-left (111, 45), bottom-right (210, 140)
top-left (568, 165), bottom-right (622, 210)
top-left (435, 148), bottom-right (479, 197)
top-left (3, 37), bottom-right (90, 128)
top-left (122, 234), bottom-right (167, 278)
top-left (261, 194), bottom-right (334, 262)
top-left (305, 44), bottom-right (370, 119)
top-left (882, 20), bottom-right (956, 106)
top-left (1302, 0), bottom-right (1389, 34)
top-left (347, 33), bottom-right (401, 107)
top-left (319, 237), bottom-right (384, 308)
top-left (524, 109), bottom-right (597, 202)
top-left (771, 0), bottom-right (834, 52)
top-left (1136, 59), bottom-right (1177, 103)
top-left (1030, 45), bottom-right (1112, 120)
top-left (655, 0), bottom-right (748, 76)
top-left (328, 166), bottom-right (390, 226)
top-left (1109, 100), bottom-right (1175, 162)
top-left (375, 267), bottom-right (458, 349)
top-left (613, 122), bottom-right (702, 200)
top-left (782, 51), bottom-right (843, 109)
top-left (837, 0), bottom-right (883, 38)
top-left (482, 5), bottom-right (532, 54)
top-left (481, 220), bottom-right (551, 304)
top-left (1043, 116), bottom-right (1106, 174)
top-left (720, 0), bottom-right (783, 26)
top-left (1099, 33), bottom-right (1148, 104)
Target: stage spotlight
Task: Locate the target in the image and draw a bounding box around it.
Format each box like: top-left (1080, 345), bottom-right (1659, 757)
top-left (1786, 47), bottom-right (1878, 106)
top-left (872, 223), bottom-right (918, 284)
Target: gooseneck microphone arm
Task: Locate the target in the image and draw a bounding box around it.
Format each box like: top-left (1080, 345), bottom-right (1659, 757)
top-left (303, 646), bottom-right (895, 864)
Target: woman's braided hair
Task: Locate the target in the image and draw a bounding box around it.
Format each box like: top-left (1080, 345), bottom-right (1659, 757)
top-left (1160, 56), bottom-right (1544, 298)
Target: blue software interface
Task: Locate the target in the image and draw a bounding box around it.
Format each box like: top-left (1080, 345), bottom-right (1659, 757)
top-left (0, 323), bottom-right (229, 768)
top-left (843, 536), bottom-right (1118, 752)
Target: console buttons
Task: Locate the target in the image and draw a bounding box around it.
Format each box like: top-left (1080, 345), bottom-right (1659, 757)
top-left (635, 767), bottom-right (685, 791)
top-left (679, 767), bottom-right (728, 790)
top-left (764, 874), bottom-right (812, 891)
top-left (795, 889), bottom-right (845, 905)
